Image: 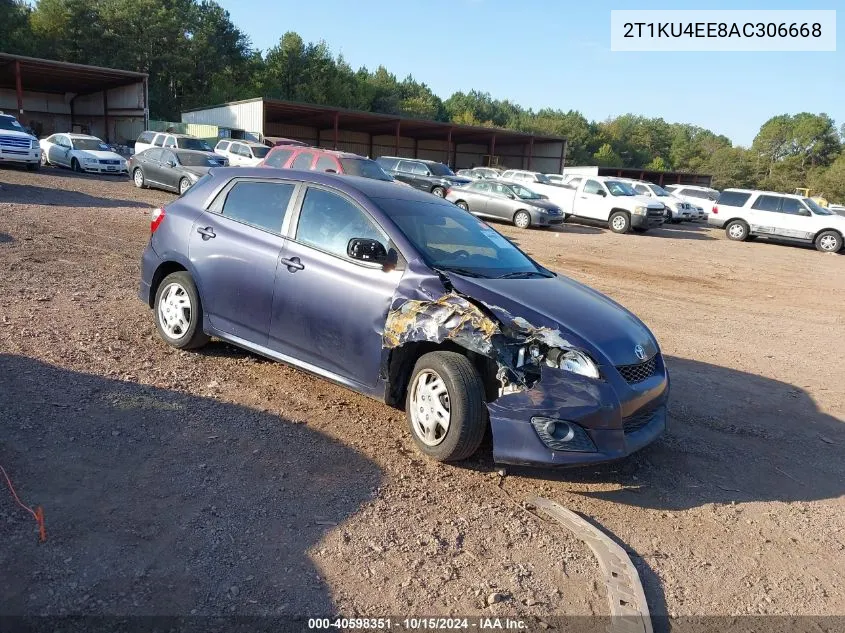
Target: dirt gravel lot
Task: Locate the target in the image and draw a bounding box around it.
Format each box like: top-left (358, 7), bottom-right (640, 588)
top-left (1, 167), bottom-right (844, 626)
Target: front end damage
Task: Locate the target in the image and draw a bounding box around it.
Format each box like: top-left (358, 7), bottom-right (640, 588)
top-left (380, 261), bottom-right (669, 466)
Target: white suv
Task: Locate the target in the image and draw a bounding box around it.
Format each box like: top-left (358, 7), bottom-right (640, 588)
top-left (135, 131), bottom-right (215, 155)
top-left (664, 185), bottom-right (718, 220)
top-left (213, 139), bottom-right (270, 167)
top-left (0, 113), bottom-right (41, 170)
top-left (710, 189), bottom-right (845, 253)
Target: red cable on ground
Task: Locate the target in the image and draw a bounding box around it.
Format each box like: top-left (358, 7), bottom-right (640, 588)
top-left (1, 464), bottom-right (46, 542)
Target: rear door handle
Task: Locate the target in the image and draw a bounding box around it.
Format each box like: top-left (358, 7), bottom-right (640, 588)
top-left (280, 256), bottom-right (304, 272)
top-left (196, 226), bottom-right (216, 240)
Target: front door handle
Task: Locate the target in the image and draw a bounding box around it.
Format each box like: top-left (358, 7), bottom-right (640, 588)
top-left (280, 256), bottom-right (304, 272)
top-left (197, 226), bottom-right (216, 240)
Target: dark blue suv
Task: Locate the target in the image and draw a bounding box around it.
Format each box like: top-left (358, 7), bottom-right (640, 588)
top-left (139, 168), bottom-right (668, 466)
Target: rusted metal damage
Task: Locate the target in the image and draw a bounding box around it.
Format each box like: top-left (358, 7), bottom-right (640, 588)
top-left (530, 497), bottom-right (653, 633)
top-left (383, 290), bottom-right (575, 393)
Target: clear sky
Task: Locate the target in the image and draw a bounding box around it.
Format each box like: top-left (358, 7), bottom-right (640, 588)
top-left (215, 0), bottom-right (843, 147)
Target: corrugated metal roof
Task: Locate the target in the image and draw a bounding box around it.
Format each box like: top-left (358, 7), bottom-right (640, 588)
top-left (0, 53), bottom-right (146, 96)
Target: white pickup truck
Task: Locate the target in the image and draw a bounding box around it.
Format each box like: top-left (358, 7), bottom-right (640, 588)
top-left (0, 112), bottom-right (40, 171)
top-left (502, 174), bottom-right (666, 233)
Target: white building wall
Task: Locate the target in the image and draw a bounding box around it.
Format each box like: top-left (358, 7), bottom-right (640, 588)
top-left (181, 99), bottom-right (264, 135)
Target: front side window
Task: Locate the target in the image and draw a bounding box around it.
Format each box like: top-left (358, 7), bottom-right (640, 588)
top-left (290, 151), bottom-right (314, 169)
top-left (751, 195), bottom-right (782, 212)
top-left (263, 148), bottom-right (294, 168)
top-left (634, 184), bottom-right (650, 195)
top-left (296, 188), bottom-right (385, 259)
top-left (781, 198), bottom-right (807, 215)
top-left (221, 181), bottom-right (296, 233)
top-left (153, 135), bottom-right (165, 147)
top-left (583, 179), bottom-right (604, 195)
top-left (384, 198), bottom-right (551, 279)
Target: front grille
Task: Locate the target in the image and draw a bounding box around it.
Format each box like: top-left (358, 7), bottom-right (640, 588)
top-left (623, 405), bottom-right (664, 434)
top-left (647, 208), bottom-right (664, 217)
top-left (99, 159), bottom-right (120, 165)
top-left (0, 135), bottom-right (30, 148)
top-left (617, 356), bottom-right (658, 384)
top-left (1, 149), bottom-right (28, 155)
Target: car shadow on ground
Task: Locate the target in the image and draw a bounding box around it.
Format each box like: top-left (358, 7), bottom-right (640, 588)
top-left (546, 223), bottom-right (605, 235)
top-left (0, 353), bottom-right (383, 621)
top-left (0, 232), bottom-right (13, 244)
top-left (0, 181), bottom-right (150, 209)
top-left (498, 355), bottom-right (845, 511)
top-left (647, 224), bottom-right (715, 241)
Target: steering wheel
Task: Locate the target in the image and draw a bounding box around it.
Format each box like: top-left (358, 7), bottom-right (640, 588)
top-left (452, 250), bottom-right (470, 259)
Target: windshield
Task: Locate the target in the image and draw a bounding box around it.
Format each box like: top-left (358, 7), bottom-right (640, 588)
top-left (0, 117), bottom-right (26, 132)
top-left (534, 173), bottom-right (552, 184)
top-left (383, 198), bottom-right (550, 278)
top-left (428, 163), bottom-right (455, 177)
top-left (804, 198), bottom-right (834, 215)
top-left (178, 138), bottom-right (213, 152)
top-left (606, 180), bottom-right (636, 196)
top-left (650, 184), bottom-right (671, 197)
top-left (339, 158), bottom-right (393, 181)
top-left (73, 138), bottom-right (109, 151)
top-left (177, 152), bottom-right (219, 167)
top-left (510, 184), bottom-right (542, 200)
top-left (251, 146), bottom-right (270, 158)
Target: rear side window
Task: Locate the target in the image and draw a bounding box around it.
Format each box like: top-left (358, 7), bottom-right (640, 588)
top-left (216, 140), bottom-right (230, 152)
top-left (376, 157), bottom-right (398, 171)
top-left (315, 155), bottom-right (338, 172)
top-left (221, 181), bottom-right (296, 233)
top-left (296, 187), bottom-right (385, 260)
top-left (263, 148), bottom-right (295, 168)
top-left (141, 148), bottom-right (162, 162)
top-left (717, 191), bottom-right (751, 207)
top-left (751, 195), bottom-right (782, 212)
top-left (137, 131), bottom-right (156, 144)
top-left (291, 152), bottom-right (315, 169)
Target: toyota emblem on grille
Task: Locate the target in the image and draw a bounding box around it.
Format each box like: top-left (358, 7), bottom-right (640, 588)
top-left (634, 345), bottom-right (646, 361)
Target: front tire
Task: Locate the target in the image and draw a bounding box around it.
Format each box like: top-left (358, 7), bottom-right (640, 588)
top-left (40, 152), bottom-right (48, 166)
top-left (133, 168), bottom-right (146, 188)
top-left (431, 186), bottom-right (446, 198)
top-left (815, 230), bottom-right (843, 253)
top-left (456, 200), bottom-right (469, 211)
top-left (609, 211), bottom-right (631, 234)
top-left (154, 271), bottom-right (209, 350)
top-left (725, 220), bottom-right (749, 242)
top-left (71, 158), bottom-right (82, 173)
top-left (513, 210), bottom-right (531, 229)
top-left (405, 351), bottom-right (486, 463)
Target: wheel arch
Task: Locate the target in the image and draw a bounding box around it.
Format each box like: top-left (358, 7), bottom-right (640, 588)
top-left (148, 259), bottom-right (196, 308)
top-left (812, 227), bottom-right (843, 242)
top-left (610, 207), bottom-right (632, 217)
top-left (384, 341), bottom-right (499, 410)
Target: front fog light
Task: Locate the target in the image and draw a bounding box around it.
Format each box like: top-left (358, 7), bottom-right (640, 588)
top-left (531, 417), bottom-right (596, 452)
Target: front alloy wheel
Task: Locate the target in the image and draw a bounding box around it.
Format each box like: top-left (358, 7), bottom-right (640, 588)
top-left (816, 230), bottom-right (842, 253)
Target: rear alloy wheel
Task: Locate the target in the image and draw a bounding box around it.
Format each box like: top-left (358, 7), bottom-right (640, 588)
top-left (178, 177), bottom-right (192, 195)
top-left (726, 220), bottom-right (749, 242)
top-left (609, 211), bottom-right (631, 234)
top-left (431, 186), bottom-right (446, 198)
top-left (154, 271), bottom-right (209, 350)
top-left (133, 168), bottom-right (145, 188)
top-left (815, 230), bottom-right (843, 253)
top-left (456, 200), bottom-right (469, 211)
top-left (405, 351), bottom-right (486, 462)
top-left (514, 210), bottom-right (531, 229)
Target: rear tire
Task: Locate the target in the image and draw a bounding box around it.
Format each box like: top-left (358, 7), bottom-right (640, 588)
top-left (456, 200), bottom-right (469, 211)
top-left (815, 230), bottom-right (843, 253)
top-left (513, 210), bottom-right (531, 229)
top-left (178, 177), bottom-right (191, 195)
top-left (725, 220), bottom-right (750, 242)
top-left (153, 271), bottom-right (209, 350)
top-left (609, 211), bottom-right (631, 234)
top-left (405, 351), bottom-right (487, 462)
top-left (133, 168), bottom-right (146, 188)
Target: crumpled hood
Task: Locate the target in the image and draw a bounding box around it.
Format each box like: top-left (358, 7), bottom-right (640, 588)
top-left (445, 273), bottom-right (659, 366)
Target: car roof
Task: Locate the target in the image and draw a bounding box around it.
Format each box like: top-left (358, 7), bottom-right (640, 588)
top-left (377, 156), bottom-right (444, 165)
top-left (169, 148), bottom-right (217, 157)
top-left (206, 167), bottom-right (437, 202)
top-left (298, 147), bottom-right (365, 159)
top-left (66, 134), bottom-right (102, 140)
top-left (723, 188), bottom-right (805, 199)
top-left (151, 131), bottom-right (196, 139)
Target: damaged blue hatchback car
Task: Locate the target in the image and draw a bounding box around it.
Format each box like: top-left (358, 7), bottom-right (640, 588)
top-left (139, 168), bottom-right (668, 467)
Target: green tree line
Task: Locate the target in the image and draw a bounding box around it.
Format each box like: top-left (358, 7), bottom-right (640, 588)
top-left (2, 0), bottom-right (843, 200)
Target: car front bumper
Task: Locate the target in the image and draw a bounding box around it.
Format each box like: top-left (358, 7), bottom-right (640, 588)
top-left (83, 164), bottom-right (128, 174)
top-left (632, 214), bottom-right (665, 229)
top-left (487, 359), bottom-right (669, 466)
top-left (531, 211), bottom-right (566, 226)
top-left (0, 149), bottom-right (40, 164)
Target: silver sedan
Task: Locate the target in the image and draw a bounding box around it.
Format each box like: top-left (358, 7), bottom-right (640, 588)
top-left (446, 180), bottom-right (566, 229)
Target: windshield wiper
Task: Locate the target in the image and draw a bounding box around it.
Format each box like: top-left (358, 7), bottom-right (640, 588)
top-left (435, 266), bottom-right (487, 278)
top-left (496, 271), bottom-right (551, 279)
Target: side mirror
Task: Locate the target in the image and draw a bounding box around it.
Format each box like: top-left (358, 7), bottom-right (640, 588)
top-left (167, 160), bottom-right (177, 168)
top-left (325, 168), bottom-right (337, 174)
top-left (596, 189), bottom-right (607, 197)
top-left (506, 193), bottom-right (516, 199)
top-left (347, 238), bottom-right (388, 263)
